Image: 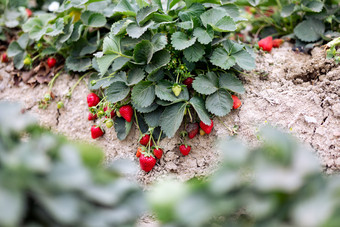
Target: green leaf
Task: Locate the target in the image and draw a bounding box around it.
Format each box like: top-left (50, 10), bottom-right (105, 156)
top-left (210, 48), bottom-right (236, 70)
top-left (148, 70), bottom-right (165, 82)
top-left (0, 187), bottom-right (23, 227)
top-left (144, 107), bottom-right (164, 127)
top-left (167, 0), bottom-right (181, 11)
top-left (88, 72), bottom-right (127, 90)
top-left (41, 47), bottom-right (58, 56)
top-left (58, 22), bottom-right (74, 43)
top-left (302, 0), bottom-right (324, 13)
top-left (113, 0), bottom-right (137, 16)
top-left (193, 26), bottom-right (214, 45)
top-left (281, 4), bottom-right (295, 17)
top-left (96, 54), bottom-right (120, 75)
top-left (81, 11), bottom-right (107, 27)
top-left (132, 101), bottom-right (159, 113)
top-left (220, 4), bottom-right (246, 22)
top-left (206, 89), bottom-right (233, 116)
top-left (219, 73), bottom-right (245, 94)
top-left (177, 21), bottom-right (194, 30)
top-left (155, 80), bottom-right (178, 102)
top-left (103, 36), bottom-right (121, 55)
top-left (126, 21), bottom-right (154, 39)
top-left (190, 96), bottom-right (211, 125)
top-left (7, 41), bottom-right (23, 57)
top-left (200, 8), bottom-right (236, 32)
top-left (152, 33), bottom-right (168, 52)
top-left (171, 32), bottom-right (197, 50)
top-left (46, 18), bottom-right (64, 37)
top-left (136, 6), bottom-right (158, 26)
top-left (184, 43), bottom-right (205, 62)
top-left (294, 19), bottom-right (325, 42)
top-left (111, 57), bottom-right (130, 71)
top-left (160, 102), bottom-right (187, 137)
top-left (115, 117), bottom-right (133, 140)
top-left (65, 57), bottom-right (91, 72)
top-left (70, 22), bottom-right (83, 41)
top-left (133, 40), bottom-right (153, 64)
top-left (152, 0), bottom-right (163, 11)
top-left (192, 73), bottom-right (218, 95)
top-left (105, 82), bottom-right (130, 103)
top-left (127, 68), bottom-right (146, 85)
top-left (131, 81), bottom-right (155, 107)
top-left (17, 33), bottom-right (29, 50)
top-left (111, 18), bottom-right (134, 36)
top-left (234, 50), bottom-right (256, 71)
top-left (184, 0), bottom-right (220, 7)
top-left (13, 52), bottom-right (25, 69)
top-left (145, 50), bottom-right (171, 74)
top-left (178, 3), bottom-right (205, 21)
top-left (248, 0), bottom-right (260, 7)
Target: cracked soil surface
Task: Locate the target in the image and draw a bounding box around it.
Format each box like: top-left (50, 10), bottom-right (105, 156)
top-left (0, 44), bottom-right (339, 187)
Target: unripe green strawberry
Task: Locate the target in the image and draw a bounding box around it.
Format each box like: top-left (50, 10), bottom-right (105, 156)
top-left (23, 57), bottom-right (32, 65)
top-left (172, 84), bottom-right (181, 97)
top-left (57, 101), bottom-right (64, 109)
top-left (44, 93), bottom-right (52, 101)
top-left (97, 110), bottom-right (104, 117)
top-left (106, 120), bottom-right (113, 128)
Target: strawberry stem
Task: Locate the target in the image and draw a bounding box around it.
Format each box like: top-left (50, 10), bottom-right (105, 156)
top-left (134, 109), bottom-right (143, 135)
top-left (48, 71), bottom-right (62, 92)
top-left (68, 72), bottom-right (91, 98)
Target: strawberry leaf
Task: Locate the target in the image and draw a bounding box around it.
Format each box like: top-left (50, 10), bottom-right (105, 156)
top-left (193, 26), bottom-right (213, 45)
top-left (145, 50), bottom-right (171, 74)
top-left (151, 33), bottom-right (168, 53)
top-left (136, 5), bottom-right (158, 26)
top-left (192, 73), bottom-right (219, 95)
top-left (115, 117), bottom-right (133, 140)
top-left (160, 102), bottom-right (187, 137)
top-left (219, 73), bottom-right (245, 94)
top-left (294, 19), bottom-right (325, 42)
top-left (171, 32), bottom-right (197, 50)
top-left (132, 101), bottom-right (159, 113)
top-left (127, 68), bottom-right (146, 85)
top-left (210, 48), bottom-right (236, 70)
top-left (65, 56), bottom-right (91, 72)
top-left (190, 96), bottom-right (211, 125)
top-left (144, 107), bottom-right (164, 127)
top-left (133, 40), bottom-right (153, 64)
top-left (206, 89), bottom-right (233, 116)
top-left (131, 81), bottom-right (155, 107)
top-left (184, 43), bottom-right (205, 62)
top-left (126, 21), bottom-right (154, 39)
top-left (200, 8), bottom-right (236, 32)
top-left (105, 82), bottom-right (130, 103)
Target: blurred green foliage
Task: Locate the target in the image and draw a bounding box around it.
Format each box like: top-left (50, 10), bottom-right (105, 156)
top-left (0, 101), bottom-right (146, 227)
top-left (149, 127), bottom-right (340, 227)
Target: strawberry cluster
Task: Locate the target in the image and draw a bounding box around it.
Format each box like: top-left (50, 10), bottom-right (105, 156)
top-left (258, 36), bottom-right (284, 52)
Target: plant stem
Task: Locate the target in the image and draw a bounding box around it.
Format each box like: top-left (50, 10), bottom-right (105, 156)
top-left (48, 71), bottom-right (62, 92)
top-left (68, 72), bottom-right (91, 96)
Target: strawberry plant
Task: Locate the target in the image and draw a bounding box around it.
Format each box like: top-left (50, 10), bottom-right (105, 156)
top-left (87, 0), bottom-right (255, 146)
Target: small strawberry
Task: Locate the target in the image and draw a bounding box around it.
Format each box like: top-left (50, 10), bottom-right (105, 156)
top-left (87, 93), bottom-right (100, 107)
top-left (258, 36), bottom-right (273, 52)
top-left (57, 101), bottom-right (64, 109)
top-left (200, 128), bottom-right (206, 136)
top-left (179, 144), bottom-right (191, 156)
top-left (272, 39), bottom-right (284, 48)
top-left (186, 123), bottom-right (199, 139)
top-left (153, 147), bottom-right (163, 159)
top-left (183, 77), bottom-right (194, 89)
top-left (139, 153), bottom-right (157, 172)
top-left (136, 147), bottom-right (144, 158)
top-left (88, 113), bottom-right (97, 121)
top-left (172, 84), bottom-right (182, 97)
top-left (232, 95), bottom-right (242, 109)
top-left (26, 8), bottom-right (32, 17)
top-left (47, 57), bottom-right (57, 68)
top-left (91, 125), bottom-right (104, 139)
top-left (104, 106), bottom-right (115, 118)
top-left (200, 119), bottom-right (214, 134)
top-left (105, 120), bottom-right (113, 128)
top-left (140, 134), bottom-right (153, 146)
top-left (119, 105), bottom-right (133, 122)
top-left (1, 52), bottom-right (8, 63)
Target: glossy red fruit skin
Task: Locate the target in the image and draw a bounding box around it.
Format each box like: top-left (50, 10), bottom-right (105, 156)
top-left (153, 148), bottom-right (163, 159)
top-left (104, 106), bottom-right (115, 118)
top-left (186, 123), bottom-right (199, 139)
top-left (139, 154), bottom-right (157, 172)
top-left (140, 134), bottom-right (153, 146)
top-left (119, 105), bottom-right (133, 122)
top-left (47, 57), bottom-right (57, 68)
top-left (91, 125), bottom-right (104, 139)
top-left (258, 36), bottom-right (273, 52)
top-left (232, 95), bottom-right (242, 109)
top-left (183, 77), bottom-right (194, 89)
top-left (199, 119), bottom-right (214, 134)
top-left (272, 39), bottom-right (284, 48)
top-left (1, 53), bottom-right (8, 63)
top-left (88, 113), bottom-right (97, 121)
top-left (26, 8), bottom-right (32, 17)
top-left (87, 93), bottom-right (100, 107)
top-left (179, 144), bottom-right (191, 156)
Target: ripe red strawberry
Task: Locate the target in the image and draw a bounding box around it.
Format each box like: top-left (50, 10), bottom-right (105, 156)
top-left (1, 52), bottom-right (8, 63)
top-left (26, 8), bottom-right (32, 17)
top-left (232, 95), bottom-right (242, 109)
top-left (119, 105), bottom-right (133, 122)
top-left (87, 93), bottom-right (100, 107)
top-left (91, 125), bottom-right (104, 139)
top-left (153, 148), bottom-right (163, 159)
top-left (272, 39), bottom-right (284, 48)
top-left (258, 36), bottom-right (273, 52)
top-left (136, 147), bottom-right (143, 158)
top-left (139, 153), bottom-right (157, 172)
top-left (200, 119), bottom-right (214, 134)
top-left (47, 57), bottom-right (57, 68)
top-left (183, 77), bottom-right (194, 89)
top-left (186, 123), bottom-right (199, 139)
top-left (140, 134), bottom-right (153, 146)
top-left (88, 112), bottom-right (97, 121)
top-left (179, 144), bottom-right (191, 156)
top-left (104, 106), bottom-right (115, 118)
